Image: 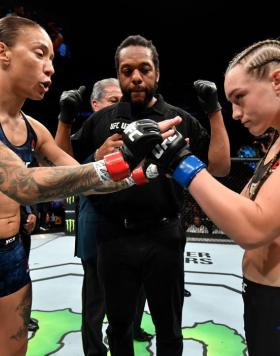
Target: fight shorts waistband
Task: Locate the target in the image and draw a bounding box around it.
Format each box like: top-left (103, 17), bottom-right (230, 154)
top-left (243, 276), bottom-right (280, 292)
top-left (0, 234), bottom-right (20, 250)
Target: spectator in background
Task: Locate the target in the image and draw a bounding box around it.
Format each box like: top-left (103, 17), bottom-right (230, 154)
top-left (237, 128), bottom-right (276, 171)
top-left (47, 21), bottom-right (70, 60)
top-left (211, 224), bottom-right (225, 235)
top-left (6, 3), bottom-right (27, 18)
top-left (37, 202), bottom-right (51, 232)
top-left (187, 216), bottom-right (209, 234)
top-left (237, 143), bottom-right (260, 170)
top-left (46, 20), bottom-right (71, 100)
top-left (47, 21), bottom-right (64, 56)
top-left (49, 199), bottom-right (65, 229)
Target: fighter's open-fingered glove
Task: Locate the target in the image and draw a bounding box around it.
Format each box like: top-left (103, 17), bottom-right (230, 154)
top-left (128, 163), bottom-right (159, 185)
top-left (148, 130), bottom-right (207, 188)
top-left (102, 119), bottom-right (162, 181)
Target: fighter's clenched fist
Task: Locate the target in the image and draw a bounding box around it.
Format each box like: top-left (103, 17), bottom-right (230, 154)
top-left (194, 79), bottom-right (221, 115)
top-left (58, 86), bottom-right (86, 124)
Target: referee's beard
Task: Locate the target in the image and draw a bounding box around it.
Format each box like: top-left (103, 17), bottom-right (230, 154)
top-left (121, 84), bottom-right (158, 113)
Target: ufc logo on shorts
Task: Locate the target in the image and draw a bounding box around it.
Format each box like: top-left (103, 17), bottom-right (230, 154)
top-left (152, 134), bottom-right (178, 159)
top-left (5, 236), bottom-right (16, 245)
top-left (124, 122), bottom-right (143, 142)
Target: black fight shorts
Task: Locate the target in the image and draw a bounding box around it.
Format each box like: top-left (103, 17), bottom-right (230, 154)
top-left (0, 234), bottom-right (31, 297)
top-left (242, 277), bottom-right (280, 355)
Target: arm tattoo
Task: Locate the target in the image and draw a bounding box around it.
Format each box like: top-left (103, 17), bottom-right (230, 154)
top-left (0, 143), bottom-right (130, 204)
top-left (41, 156), bottom-right (56, 167)
top-left (33, 152), bottom-right (56, 167)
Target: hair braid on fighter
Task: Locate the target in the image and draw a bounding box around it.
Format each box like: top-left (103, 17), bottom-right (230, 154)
top-left (103, 119), bottom-right (162, 181)
top-left (148, 129), bottom-right (207, 188)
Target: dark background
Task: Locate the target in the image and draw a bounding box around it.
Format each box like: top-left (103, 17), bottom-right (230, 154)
top-left (1, 1), bottom-right (278, 154)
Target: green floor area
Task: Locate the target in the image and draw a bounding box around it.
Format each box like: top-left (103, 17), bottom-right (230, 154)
top-left (28, 233), bottom-right (246, 355)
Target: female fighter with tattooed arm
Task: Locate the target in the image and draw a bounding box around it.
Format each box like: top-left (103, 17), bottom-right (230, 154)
top-left (0, 15), bottom-right (179, 356)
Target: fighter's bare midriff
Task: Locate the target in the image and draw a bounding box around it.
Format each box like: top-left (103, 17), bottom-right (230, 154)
top-left (242, 236), bottom-right (280, 286)
top-left (240, 177), bottom-right (280, 287)
top-left (0, 192), bottom-right (20, 238)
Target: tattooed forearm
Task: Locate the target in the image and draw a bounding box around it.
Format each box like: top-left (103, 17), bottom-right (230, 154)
top-left (0, 142), bottom-right (131, 204)
top-left (0, 162), bottom-right (130, 204)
